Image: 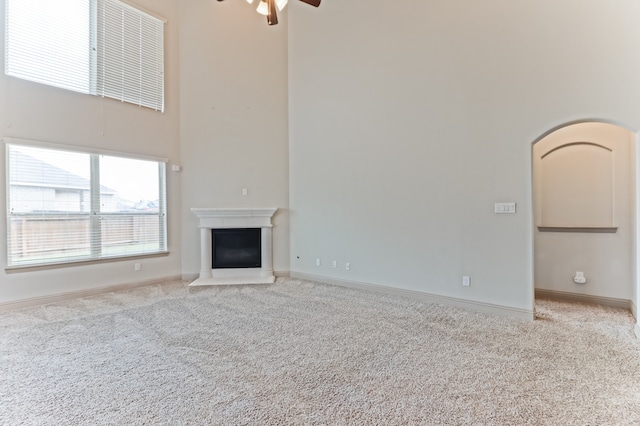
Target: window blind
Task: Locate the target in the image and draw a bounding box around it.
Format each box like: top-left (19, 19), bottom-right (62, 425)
top-left (5, 0), bottom-right (165, 111)
top-left (6, 143), bottom-right (167, 268)
top-left (5, 0), bottom-right (92, 94)
top-left (95, 0), bottom-right (165, 111)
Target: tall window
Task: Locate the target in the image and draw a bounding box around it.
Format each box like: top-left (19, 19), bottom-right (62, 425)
top-left (5, 0), bottom-right (164, 111)
top-left (6, 142), bottom-right (167, 268)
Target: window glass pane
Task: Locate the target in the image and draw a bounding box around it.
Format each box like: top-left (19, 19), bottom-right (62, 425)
top-left (8, 145), bottom-right (91, 213)
top-left (99, 156), bottom-right (159, 213)
top-left (99, 156), bottom-right (164, 258)
top-left (5, 0), bottom-right (91, 94)
top-left (7, 145), bottom-right (92, 266)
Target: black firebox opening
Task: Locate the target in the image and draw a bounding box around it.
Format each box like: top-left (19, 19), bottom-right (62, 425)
top-left (212, 228), bottom-right (261, 269)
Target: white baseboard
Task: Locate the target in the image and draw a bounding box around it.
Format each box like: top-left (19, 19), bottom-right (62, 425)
top-left (290, 272), bottom-right (534, 321)
top-left (635, 324), bottom-right (640, 339)
top-left (0, 275), bottom-right (183, 313)
top-left (274, 271), bottom-right (290, 278)
top-left (535, 289), bottom-right (631, 311)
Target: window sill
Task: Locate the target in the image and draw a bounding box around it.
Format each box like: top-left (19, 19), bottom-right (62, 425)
top-left (5, 251), bottom-right (169, 273)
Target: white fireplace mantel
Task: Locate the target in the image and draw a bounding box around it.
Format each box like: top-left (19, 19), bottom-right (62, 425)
top-left (190, 207), bottom-right (278, 286)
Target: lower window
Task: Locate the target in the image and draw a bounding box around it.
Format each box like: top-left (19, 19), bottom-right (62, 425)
top-left (6, 141), bottom-right (167, 268)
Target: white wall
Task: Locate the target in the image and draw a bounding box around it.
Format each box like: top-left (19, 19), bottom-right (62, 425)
top-left (288, 0), bottom-right (640, 314)
top-left (533, 123), bottom-right (635, 301)
top-left (0, 0), bottom-right (182, 304)
top-left (635, 135), bottom-right (640, 321)
top-left (178, 1), bottom-right (290, 277)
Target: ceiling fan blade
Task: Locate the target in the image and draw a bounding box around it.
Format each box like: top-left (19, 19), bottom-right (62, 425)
top-left (267, 0), bottom-right (278, 25)
top-left (299, 0), bottom-right (320, 7)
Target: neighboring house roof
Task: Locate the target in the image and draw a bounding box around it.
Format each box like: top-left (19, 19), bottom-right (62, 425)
top-left (9, 150), bottom-right (117, 194)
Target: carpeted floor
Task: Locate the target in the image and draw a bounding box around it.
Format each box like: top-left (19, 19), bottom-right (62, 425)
top-left (0, 278), bottom-right (638, 425)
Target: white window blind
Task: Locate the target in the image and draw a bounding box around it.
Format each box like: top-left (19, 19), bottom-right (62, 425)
top-left (6, 143), bottom-right (167, 268)
top-left (5, 0), bottom-right (164, 111)
top-left (5, 0), bottom-right (92, 94)
top-left (95, 0), bottom-right (165, 111)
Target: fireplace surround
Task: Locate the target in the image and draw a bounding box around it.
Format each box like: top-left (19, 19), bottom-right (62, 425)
top-left (190, 208), bottom-right (277, 286)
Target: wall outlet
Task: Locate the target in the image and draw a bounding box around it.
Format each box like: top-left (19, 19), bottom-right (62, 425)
top-left (345, 262), bottom-right (350, 270)
top-left (462, 276), bottom-right (470, 287)
top-left (242, 188), bottom-right (248, 196)
top-left (315, 258), bottom-right (321, 266)
top-left (573, 271), bottom-right (586, 284)
top-left (134, 263), bottom-right (141, 271)
top-left (332, 260), bottom-right (337, 268)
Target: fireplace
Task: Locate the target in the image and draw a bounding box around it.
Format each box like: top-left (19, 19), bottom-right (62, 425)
top-left (212, 228), bottom-right (261, 269)
top-left (190, 208), bottom-right (277, 286)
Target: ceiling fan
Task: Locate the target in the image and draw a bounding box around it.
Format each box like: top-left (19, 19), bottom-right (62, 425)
top-left (217, 0), bottom-right (321, 26)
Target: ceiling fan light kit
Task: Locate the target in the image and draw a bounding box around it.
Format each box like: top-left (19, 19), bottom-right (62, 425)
top-left (217, 0), bottom-right (320, 26)
top-left (256, 0), bottom-right (268, 15)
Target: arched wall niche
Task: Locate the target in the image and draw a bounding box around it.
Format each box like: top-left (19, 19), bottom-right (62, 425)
top-left (532, 121), bottom-right (637, 308)
top-left (537, 141), bottom-right (614, 229)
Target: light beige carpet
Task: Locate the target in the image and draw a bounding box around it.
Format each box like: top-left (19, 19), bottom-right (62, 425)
top-left (0, 278), bottom-right (638, 425)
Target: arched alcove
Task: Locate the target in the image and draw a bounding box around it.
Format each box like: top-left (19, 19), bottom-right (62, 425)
top-left (539, 142), bottom-right (614, 229)
top-left (532, 121), bottom-right (637, 320)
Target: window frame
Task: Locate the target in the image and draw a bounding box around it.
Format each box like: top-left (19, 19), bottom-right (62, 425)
top-left (4, 138), bottom-right (169, 270)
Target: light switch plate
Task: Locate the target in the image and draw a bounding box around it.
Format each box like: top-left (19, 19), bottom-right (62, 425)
top-left (495, 202), bottom-right (516, 214)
